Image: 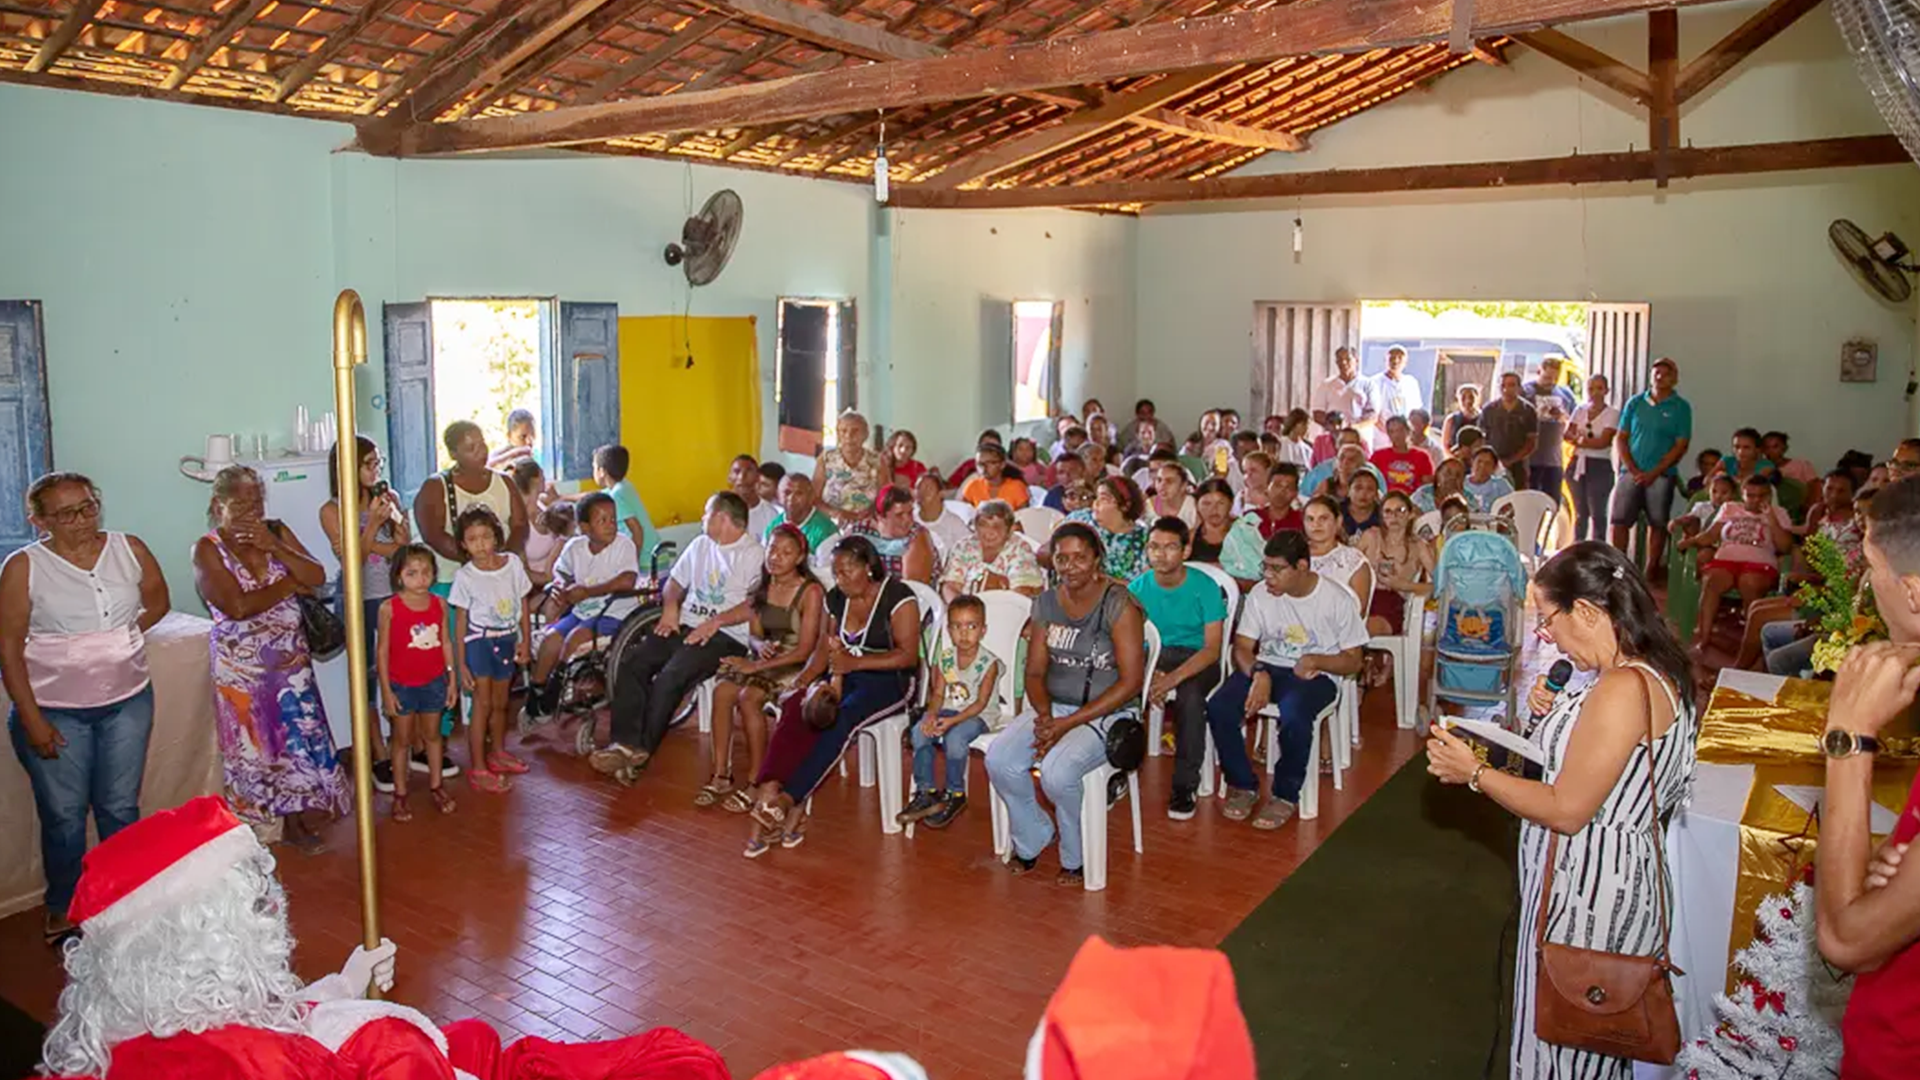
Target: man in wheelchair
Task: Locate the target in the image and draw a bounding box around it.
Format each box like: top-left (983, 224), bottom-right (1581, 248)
top-left (523, 492), bottom-right (639, 722)
top-left (590, 492), bottom-right (765, 784)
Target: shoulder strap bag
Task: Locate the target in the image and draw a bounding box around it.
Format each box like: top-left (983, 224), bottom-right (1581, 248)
top-left (1532, 664), bottom-right (1684, 1064)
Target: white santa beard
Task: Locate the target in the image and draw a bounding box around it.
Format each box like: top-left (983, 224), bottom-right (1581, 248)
top-left (43, 852), bottom-right (307, 1078)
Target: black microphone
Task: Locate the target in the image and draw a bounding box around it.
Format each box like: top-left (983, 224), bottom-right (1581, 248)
top-left (1532, 659), bottom-right (1575, 726)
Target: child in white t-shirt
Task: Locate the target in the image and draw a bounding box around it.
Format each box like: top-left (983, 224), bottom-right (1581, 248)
top-left (525, 492), bottom-right (639, 722)
top-left (448, 505), bottom-right (532, 792)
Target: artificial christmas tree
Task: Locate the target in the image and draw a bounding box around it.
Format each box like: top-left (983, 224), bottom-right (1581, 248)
top-left (1675, 880), bottom-right (1852, 1079)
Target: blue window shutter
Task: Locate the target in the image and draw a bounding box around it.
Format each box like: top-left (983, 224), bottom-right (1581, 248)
top-left (555, 302), bottom-right (620, 482)
top-left (382, 303), bottom-right (435, 503)
top-left (0, 301), bottom-right (53, 557)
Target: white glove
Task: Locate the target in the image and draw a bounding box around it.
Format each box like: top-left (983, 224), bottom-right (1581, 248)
top-left (340, 938), bottom-right (398, 997)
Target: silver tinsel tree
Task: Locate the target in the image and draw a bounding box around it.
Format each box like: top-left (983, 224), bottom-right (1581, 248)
top-left (1675, 881), bottom-right (1852, 1079)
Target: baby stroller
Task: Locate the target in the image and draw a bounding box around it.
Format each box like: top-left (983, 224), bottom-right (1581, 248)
top-left (1426, 522), bottom-right (1528, 726)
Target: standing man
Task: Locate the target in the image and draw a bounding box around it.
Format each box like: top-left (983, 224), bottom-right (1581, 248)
top-left (1478, 372), bottom-right (1538, 493)
top-left (1520, 357), bottom-right (1576, 506)
top-left (1368, 346), bottom-right (1425, 448)
top-left (1313, 347), bottom-right (1377, 445)
top-left (1814, 476), bottom-right (1920, 1079)
top-left (1608, 357), bottom-right (1692, 577)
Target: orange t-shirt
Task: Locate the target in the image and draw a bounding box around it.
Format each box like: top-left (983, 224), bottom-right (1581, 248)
top-left (960, 474), bottom-right (1030, 509)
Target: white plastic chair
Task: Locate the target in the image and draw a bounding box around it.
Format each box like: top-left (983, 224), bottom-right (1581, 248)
top-left (853, 579), bottom-right (943, 835)
top-left (963, 590), bottom-right (1033, 854)
top-left (944, 499), bottom-right (977, 525)
top-left (1492, 490), bottom-right (1557, 571)
top-left (1146, 563), bottom-right (1239, 800)
top-left (1014, 505), bottom-right (1064, 540)
top-left (1415, 509), bottom-right (1443, 542)
top-left (1367, 590), bottom-right (1425, 731)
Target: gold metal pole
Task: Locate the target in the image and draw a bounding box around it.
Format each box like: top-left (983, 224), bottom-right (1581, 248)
top-left (331, 289), bottom-right (382, 994)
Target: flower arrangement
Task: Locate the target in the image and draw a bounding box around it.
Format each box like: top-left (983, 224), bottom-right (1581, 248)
top-left (1796, 532), bottom-right (1884, 673)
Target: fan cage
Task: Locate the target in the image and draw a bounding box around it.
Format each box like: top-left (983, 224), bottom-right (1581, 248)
top-left (1833, 0), bottom-right (1920, 167)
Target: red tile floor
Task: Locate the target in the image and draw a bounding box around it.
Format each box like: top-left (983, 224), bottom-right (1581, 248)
top-left (0, 695), bottom-right (1426, 1079)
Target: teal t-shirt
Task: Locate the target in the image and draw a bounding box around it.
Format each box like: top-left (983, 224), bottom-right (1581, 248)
top-left (768, 507), bottom-right (838, 555)
top-left (1128, 568), bottom-right (1227, 652)
top-left (1618, 392), bottom-right (1693, 477)
top-left (607, 479), bottom-right (660, 564)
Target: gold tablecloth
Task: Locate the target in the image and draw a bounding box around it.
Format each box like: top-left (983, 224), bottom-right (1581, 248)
top-left (1699, 678), bottom-right (1917, 979)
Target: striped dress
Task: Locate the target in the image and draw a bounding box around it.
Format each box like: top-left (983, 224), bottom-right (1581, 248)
top-left (1511, 659), bottom-right (1698, 1079)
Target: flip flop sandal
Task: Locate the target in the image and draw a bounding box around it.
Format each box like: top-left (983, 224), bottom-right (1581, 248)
top-left (391, 793), bottom-right (414, 822)
top-left (694, 777), bottom-right (735, 808)
top-left (781, 820), bottom-right (807, 849)
top-left (429, 787), bottom-right (457, 814)
top-left (1056, 867), bottom-right (1085, 887)
top-left (750, 798), bottom-right (788, 831)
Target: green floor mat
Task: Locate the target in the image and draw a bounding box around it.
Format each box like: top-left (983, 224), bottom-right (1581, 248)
top-left (1221, 761), bottom-right (1521, 1079)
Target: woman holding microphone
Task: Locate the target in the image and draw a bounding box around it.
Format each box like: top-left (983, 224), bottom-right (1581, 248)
top-left (1425, 541), bottom-right (1698, 1079)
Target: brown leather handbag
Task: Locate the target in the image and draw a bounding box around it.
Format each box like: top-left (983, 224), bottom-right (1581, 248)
top-left (1532, 668), bottom-right (1684, 1064)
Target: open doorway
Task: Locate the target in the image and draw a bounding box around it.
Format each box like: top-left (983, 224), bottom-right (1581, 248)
top-left (1011, 299), bottom-right (1064, 424)
top-left (429, 298), bottom-right (549, 463)
top-left (1359, 301), bottom-right (1592, 412)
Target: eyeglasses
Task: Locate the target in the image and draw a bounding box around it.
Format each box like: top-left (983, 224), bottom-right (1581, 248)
top-left (1533, 607), bottom-right (1561, 641)
top-left (44, 499), bottom-right (100, 525)
top-left (1261, 561), bottom-right (1290, 577)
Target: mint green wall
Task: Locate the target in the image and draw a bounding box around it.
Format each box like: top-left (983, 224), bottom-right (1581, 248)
top-left (0, 84), bottom-right (345, 607)
top-left (0, 81), bottom-right (1139, 605)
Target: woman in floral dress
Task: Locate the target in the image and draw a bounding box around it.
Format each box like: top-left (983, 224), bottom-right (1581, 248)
top-left (191, 465), bottom-right (348, 852)
top-left (1064, 475), bottom-right (1149, 583)
top-left (812, 411), bottom-right (889, 526)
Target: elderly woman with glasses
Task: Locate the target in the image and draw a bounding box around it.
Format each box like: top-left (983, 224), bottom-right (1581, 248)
top-left (812, 410), bottom-right (891, 526)
top-left (1, 472), bottom-right (171, 943)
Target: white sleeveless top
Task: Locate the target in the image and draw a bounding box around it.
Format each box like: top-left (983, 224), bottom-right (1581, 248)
top-left (18, 533), bottom-right (151, 708)
top-left (434, 470), bottom-right (517, 580)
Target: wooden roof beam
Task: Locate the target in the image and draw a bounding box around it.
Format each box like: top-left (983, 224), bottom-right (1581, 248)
top-left (884, 135), bottom-right (1909, 209)
top-left (458, 0), bottom-right (650, 117)
top-left (1514, 26), bottom-right (1649, 104)
top-left (448, 0), bottom-right (626, 116)
top-left (1648, 8), bottom-right (1677, 186)
top-left (27, 0), bottom-right (108, 73)
top-left (163, 0), bottom-right (278, 91)
top-left (377, 0), bottom-right (579, 122)
top-left (274, 0), bottom-right (401, 102)
top-left (369, 0), bottom-right (1737, 157)
top-left (1674, 0), bottom-right (1822, 103)
top-left (356, 5), bottom-right (518, 116)
top-left (573, 13), bottom-right (727, 105)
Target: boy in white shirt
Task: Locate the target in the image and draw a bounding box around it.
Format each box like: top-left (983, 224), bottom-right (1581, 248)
top-left (1203, 529), bottom-right (1367, 830)
top-left (590, 491), bottom-right (764, 783)
top-left (524, 492), bottom-right (638, 720)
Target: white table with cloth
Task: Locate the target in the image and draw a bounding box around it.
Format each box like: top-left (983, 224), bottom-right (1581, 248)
top-left (0, 611), bottom-right (221, 918)
top-left (1634, 668), bottom-right (1916, 1080)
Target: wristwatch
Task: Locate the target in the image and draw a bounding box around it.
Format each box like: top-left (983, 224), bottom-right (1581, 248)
top-left (1822, 729), bottom-right (1882, 759)
top-left (1467, 762), bottom-right (1489, 793)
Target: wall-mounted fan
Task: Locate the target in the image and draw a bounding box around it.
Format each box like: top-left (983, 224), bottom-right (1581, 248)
top-left (664, 189), bottom-right (743, 286)
top-left (1829, 219), bottom-right (1917, 304)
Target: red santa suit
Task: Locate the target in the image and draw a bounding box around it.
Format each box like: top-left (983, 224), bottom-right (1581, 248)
top-left (51, 797), bottom-right (729, 1080)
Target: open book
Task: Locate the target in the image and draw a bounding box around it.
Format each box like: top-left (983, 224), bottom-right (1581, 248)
top-left (1441, 717), bottom-right (1545, 782)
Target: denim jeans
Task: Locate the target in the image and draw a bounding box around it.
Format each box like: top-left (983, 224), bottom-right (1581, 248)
top-left (985, 703), bottom-right (1125, 870)
top-left (1205, 664), bottom-right (1338, 804)
top-left (1569, 463), bottom-right (1615, 542)
top-left (8, 687), bottom-right (155, 915)
top-left (1155, 645), bottom-right (1221, 796)
top-left (1761, 621), bottom-right (1817, 677)
top-left (1527, 464), bottom-right (1564, 508)
top-left (911, 711), bottom-right (988, 793)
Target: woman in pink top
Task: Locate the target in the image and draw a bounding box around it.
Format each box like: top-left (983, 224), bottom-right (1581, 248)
top-left (1689, 473), bottom-right (1793, 650)
top-left (0, 472), bottom-right (170, 942)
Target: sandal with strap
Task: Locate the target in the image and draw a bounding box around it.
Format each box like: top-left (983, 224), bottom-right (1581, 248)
top-left (719, 788), bottom-right (754, 815)
top-left (469, 769), bottom-right (513, 794)
top-left (694, 776), bottom-right (735, 808)
top-left (391, 793), bottom-right (414, 822)
top-left (750, 795), bottom-right (790, 831)
top-left (429, 786), bottom-right (457, 814)
top-left (486, 751), bottom-right (530, 775)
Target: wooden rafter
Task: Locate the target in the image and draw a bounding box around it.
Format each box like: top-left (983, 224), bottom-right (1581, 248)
top-left (1514, 26), bottom-right (1649, 103)
top-left (446, 0), bottom-right (626, 116)
top-left (274, 0), bottom-right (401, 103)
top-left (378, 0), bottom-right (578, 123)
top-left (457, 0), bottom-right (651, 117)
top-left (358, 5), bottom-right (517, 116)
top-left (163, 0), bottom-right (278, 91)
top-left (708, 0), bottom-right (942, 61)
top-left (1674, 0), bottom-right (1822, 103)
top-left (573, 13), bottom-right (727, 105)
top-left (1648, 8), bottom-right (1677, 187)
top-left (27, 0), bottom-right (108, 73)
top-left (885, 134), bottom-right (1911, 209)
top-left (370, 0), bottom-right (1729, 156)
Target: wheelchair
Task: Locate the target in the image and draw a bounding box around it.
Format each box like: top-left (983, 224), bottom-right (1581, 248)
top-left (513, 542), bottom-right (678, 755)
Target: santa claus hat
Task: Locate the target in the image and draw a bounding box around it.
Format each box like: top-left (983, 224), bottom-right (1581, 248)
top-left (1023, 937), bottom-right (1254, 1080)
top-left (67, 796), bottom-right (263, 931)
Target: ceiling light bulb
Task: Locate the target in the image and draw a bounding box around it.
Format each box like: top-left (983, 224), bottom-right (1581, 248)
top-left (875, 150), bottom-right (890, 203)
